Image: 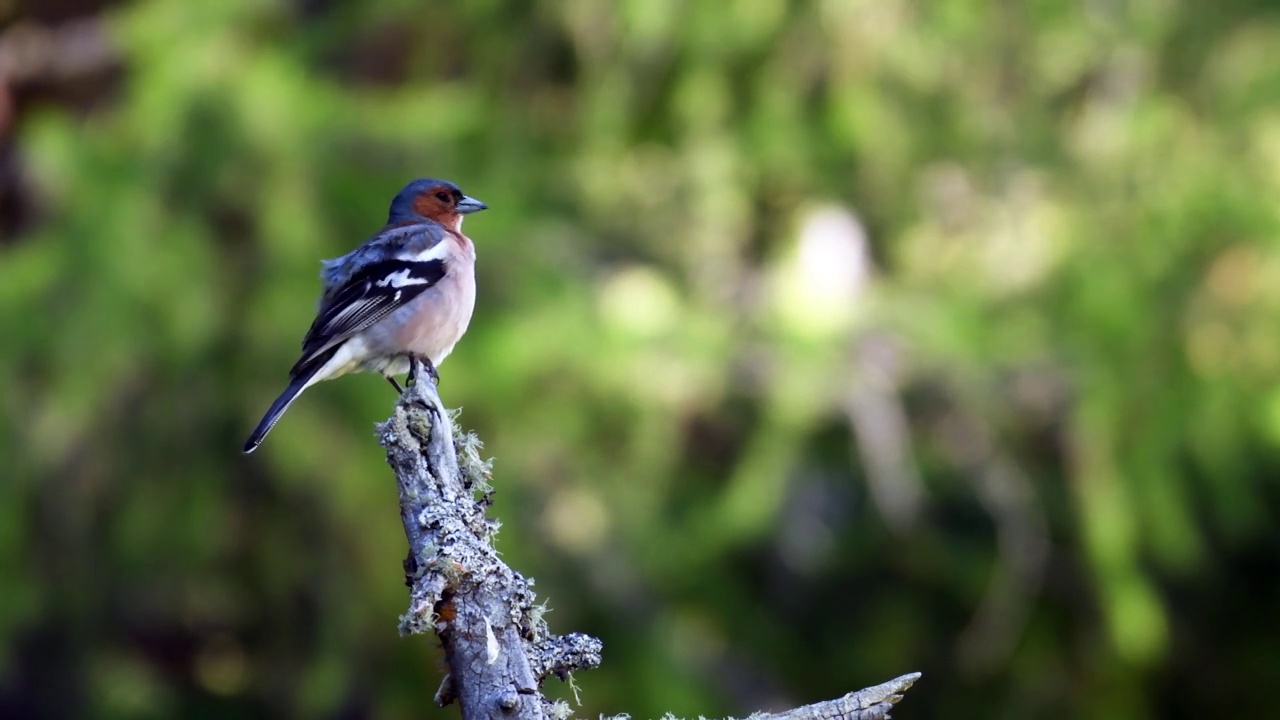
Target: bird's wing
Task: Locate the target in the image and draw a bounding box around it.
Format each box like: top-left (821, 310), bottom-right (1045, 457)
top-left (290, 225), bottom-right (451, 377)
top-left (319, 221), bottom-right (449, 287)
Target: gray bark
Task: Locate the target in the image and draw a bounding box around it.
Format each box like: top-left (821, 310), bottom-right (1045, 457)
top-left (746, 673), bottom-right (922, 720)
top-left (380, 361), bottom-right (918, 720)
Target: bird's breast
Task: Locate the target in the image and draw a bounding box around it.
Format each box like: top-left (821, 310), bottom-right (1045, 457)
top-left (447, 228), bottom-right (476, 262)
top-left (388, 260), bottom-right (476, 365)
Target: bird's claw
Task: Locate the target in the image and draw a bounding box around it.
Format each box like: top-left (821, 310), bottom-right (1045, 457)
top-left (406, 355), bottom-right (440, 389)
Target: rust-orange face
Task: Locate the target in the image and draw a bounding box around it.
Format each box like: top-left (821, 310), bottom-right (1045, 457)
top-left (412, 185), bottom-right (462, 222)
top-left (388, 178), bottom-right (488, 225)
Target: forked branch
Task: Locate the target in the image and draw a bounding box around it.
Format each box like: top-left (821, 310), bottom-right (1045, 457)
top-left (379, 361), bottom-right (918, 720)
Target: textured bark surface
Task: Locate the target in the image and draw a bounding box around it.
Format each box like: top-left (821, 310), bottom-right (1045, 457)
top-left (379, 367), bottom-right (603, 720)
top-left (379, 362), bottom-right (917, 720)
top-left (749, 674), bottom-right (921, 720)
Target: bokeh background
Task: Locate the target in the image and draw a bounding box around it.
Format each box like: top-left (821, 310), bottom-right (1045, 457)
top-left (3, 0), bottom-right (1279, 718)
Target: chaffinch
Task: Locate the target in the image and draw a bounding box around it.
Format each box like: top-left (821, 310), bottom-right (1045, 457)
top-left (243, 178), bottom-right (487, 454)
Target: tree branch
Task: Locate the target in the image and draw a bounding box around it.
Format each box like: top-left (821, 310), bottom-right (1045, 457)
top-left (379, 365), bottom-right (601, 720)
top-left (748, 673), bottom-right (922, 720)
top-left (379, 360), bottom-right (919, 719)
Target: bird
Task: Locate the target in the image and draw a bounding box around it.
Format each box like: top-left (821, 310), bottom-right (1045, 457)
top-left (243, 178), bottom-right (488, 454)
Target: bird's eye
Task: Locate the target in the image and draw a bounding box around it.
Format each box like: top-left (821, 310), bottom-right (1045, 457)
top-left (435, 192), bottom-right (450, 202)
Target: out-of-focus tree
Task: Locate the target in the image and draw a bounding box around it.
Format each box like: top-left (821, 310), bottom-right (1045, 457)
top-left (2, 1), bottom-right (1279, 718)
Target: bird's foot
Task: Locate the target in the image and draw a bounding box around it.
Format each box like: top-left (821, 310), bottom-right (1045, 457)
top-left (406, 355), bottom-right (440, 388)
top-left (386, 376), bottom-right (405, 394)
top-left (404, 356), bottom-right (443, 419)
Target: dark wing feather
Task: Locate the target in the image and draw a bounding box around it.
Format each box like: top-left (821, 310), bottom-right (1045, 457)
top-left (289, 258), bottom-right (447, 377)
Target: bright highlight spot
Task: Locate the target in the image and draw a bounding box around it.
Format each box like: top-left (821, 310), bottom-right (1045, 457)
top-left (772, 204), bottom-right (872, 338)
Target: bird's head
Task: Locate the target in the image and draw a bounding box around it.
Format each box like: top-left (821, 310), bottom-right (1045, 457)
top-left (388, 178), bottom-right (488, 229)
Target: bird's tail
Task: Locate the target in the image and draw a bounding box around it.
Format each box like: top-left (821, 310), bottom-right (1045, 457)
top-left (243, 372), bottom-right (315, 454)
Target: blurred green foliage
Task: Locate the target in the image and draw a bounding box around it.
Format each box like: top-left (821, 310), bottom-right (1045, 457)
top-left (2, 0), bottom-right (1280, 718)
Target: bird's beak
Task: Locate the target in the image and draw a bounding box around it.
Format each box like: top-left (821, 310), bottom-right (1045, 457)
top-left (456, 195), bottom-right (488, 215)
